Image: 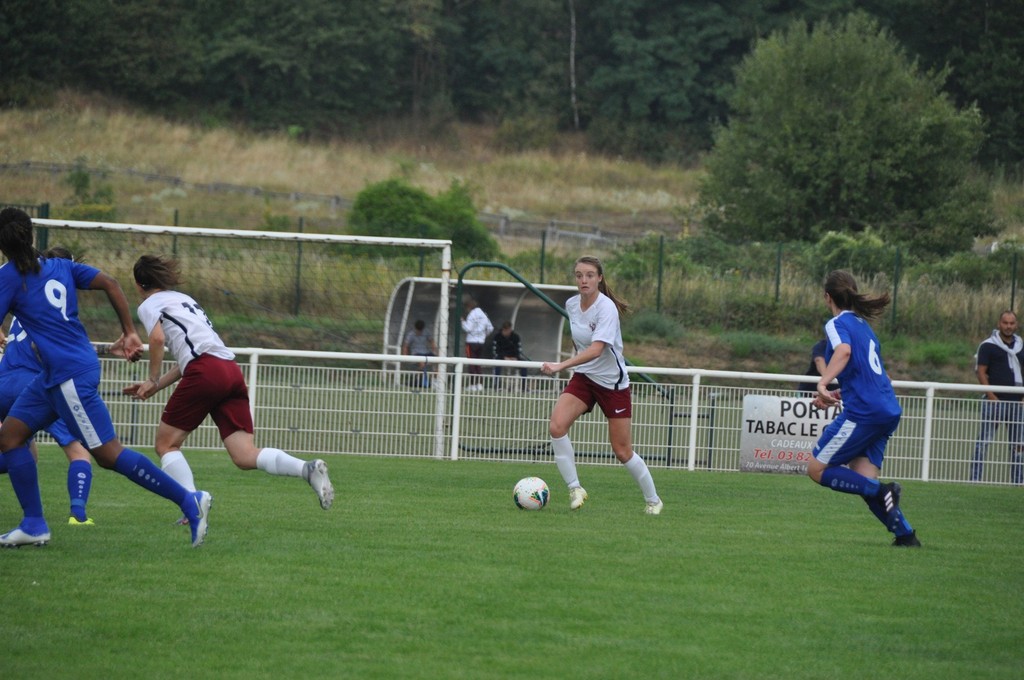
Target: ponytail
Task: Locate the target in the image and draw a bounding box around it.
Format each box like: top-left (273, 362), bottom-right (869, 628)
top-left (0, 207), bottom-right (40, 275)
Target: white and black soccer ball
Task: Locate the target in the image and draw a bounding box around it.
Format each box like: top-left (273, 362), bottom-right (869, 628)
top-left (513, 476), bottom-right (549, 510)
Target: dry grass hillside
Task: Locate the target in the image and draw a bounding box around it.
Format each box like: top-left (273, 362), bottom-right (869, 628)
top-left (0, 90), bottom-right (697, 233)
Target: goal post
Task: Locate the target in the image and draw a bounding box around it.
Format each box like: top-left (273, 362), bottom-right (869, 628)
top-left (33, 218), bottom-right (453, 359)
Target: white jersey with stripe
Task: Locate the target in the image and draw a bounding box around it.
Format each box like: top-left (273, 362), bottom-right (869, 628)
top-left (566, 292), bottom-right (629, 390)
top-left (137, 290), bottom-right (234, 372)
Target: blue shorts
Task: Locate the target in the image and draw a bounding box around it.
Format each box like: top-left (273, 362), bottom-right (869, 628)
top-left (1, 368), bottom-right (81, 448)
top-left (0, 366), bottom-right (39, 417)
top-left (8, 366), bottom-right (115, 450)
top-left (813, 412), bottom-right (900, 469)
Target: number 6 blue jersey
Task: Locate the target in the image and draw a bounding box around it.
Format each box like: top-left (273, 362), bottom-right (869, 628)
top-left (0, 257), bottom-right (102, 387)
top-left (824, 310), bottom-right (901, 423)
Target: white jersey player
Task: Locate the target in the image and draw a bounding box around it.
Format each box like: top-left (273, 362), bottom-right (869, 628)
top-left (123, 255), bottom-right (334, 518)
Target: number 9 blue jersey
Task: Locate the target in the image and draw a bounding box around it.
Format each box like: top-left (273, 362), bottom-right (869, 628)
top-left (0, 257), bottom-right (102, 387)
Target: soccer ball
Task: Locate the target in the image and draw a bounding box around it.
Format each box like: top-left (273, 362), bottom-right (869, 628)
top-left (513, 476), bottom-right (549, 510)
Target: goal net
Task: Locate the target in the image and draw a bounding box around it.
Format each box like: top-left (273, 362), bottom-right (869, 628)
top-left (33, 218), bottom-right (452, 357)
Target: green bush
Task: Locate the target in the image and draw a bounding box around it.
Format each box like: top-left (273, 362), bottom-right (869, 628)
top-left (700, 12), bottom-right (995, 257)
top-left (348, 178), bottom-right (498, 260)
top-left (813, 230), bottom-right (900, 279)
top-left (910, 244), bottom-right (1024, 287)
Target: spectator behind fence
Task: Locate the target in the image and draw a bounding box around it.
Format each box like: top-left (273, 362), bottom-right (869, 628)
top-left (972, 310), bottom-right (1024, 484)
top-left (797, 338), bottom-right (838, 394)
top-left (403, 319), bottom-right (438, 388)
top-left (461, 297), bottom-right (493, 391)
top-left (492, 321), bottom-right (528, 392)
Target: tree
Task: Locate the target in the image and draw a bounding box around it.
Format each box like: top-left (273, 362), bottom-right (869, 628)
top-left (0, 0), bottom-right (71, 105)
top-left (864, 0), bottom-right (1024, 168)
top-left (446, 0), bottom-right (568, 122)
top-left (577, 1), bottom-right (856, 160)
top-left (699, 12), bottom-right (995, 258)
top-left (192, 0), bottom-right (407, 132)
top-left (63, 0), bottom-right (203, 108)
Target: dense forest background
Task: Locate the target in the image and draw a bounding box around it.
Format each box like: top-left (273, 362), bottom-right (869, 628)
top-left (2, 0), bottom-right (1022, 168)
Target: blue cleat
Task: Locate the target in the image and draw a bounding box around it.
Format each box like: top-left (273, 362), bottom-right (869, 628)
top-left (181, 491), bottom-right (212, 547)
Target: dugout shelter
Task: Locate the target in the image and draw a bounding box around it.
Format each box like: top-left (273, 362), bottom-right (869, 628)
top-left (384, 277), bottom-right (577, 381)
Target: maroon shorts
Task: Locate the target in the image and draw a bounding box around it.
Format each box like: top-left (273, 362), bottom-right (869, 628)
top-left (162, 354), bottom-right (253, 440)
top-left (562, 372), bottom-right (632, 419)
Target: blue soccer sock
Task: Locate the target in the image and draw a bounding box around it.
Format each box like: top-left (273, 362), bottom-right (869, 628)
top-left (3, 445), bottom-right (46, 527)
top-left (889, 509), bottom-right (914, 536)
top-left (113, 448), bottom-right (188, 505)
top-left (863, 492), bottom-right (914, 536)
top-left (68, 459), bottom-right (93, 521)
top-left (820, 466), bottom-right (881, 497)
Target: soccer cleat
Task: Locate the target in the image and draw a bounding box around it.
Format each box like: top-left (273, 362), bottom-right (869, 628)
top-left (303, 459), bottom-right (335, 510)
top-left (893, 531), bottom-right (922, 547)
top-left (174, 516), bottom-right (190, 527)
top-left (645, 499), bottom-right (664, 515)
top-left (68, 516), bottom-right (95, 526)
top-left (0, 525), bottom-right (51, 548)
top-left (569, 486), bottom-right (588, 510)
top-left (181, 491), bottom-right (212, 548)
top-left (878, 482), bottom-right (901, 514)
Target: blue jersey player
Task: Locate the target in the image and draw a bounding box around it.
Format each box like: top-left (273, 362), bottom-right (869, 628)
top-left (807, 270), bottom-right (920, 547)
top-left (0, 207), bottom-right (211, 548)
top-left (0, 313), bottom-right (96, 525)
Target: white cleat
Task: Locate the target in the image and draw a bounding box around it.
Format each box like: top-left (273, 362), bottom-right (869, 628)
top-left (645, 499), bottom-right (664, 515)
top-left (181, 491), bottom-right (212, 548)
top-left (0, 526), bottom-right (51, 548)
top-left (569, 486), bottom-right (588, 510)
top-left (304, 459), bottom-right (335, 510)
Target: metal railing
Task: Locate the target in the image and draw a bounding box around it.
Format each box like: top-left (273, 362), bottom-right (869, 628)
top-left (71, 349), bottom-right (1023, 487)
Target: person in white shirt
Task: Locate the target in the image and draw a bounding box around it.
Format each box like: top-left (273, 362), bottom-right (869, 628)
top-left (461, 297), bottom-right (493, 390)
top-left (540, 256), bottom-right (663, 514)
top-left (122, 255), bottom-right (334, 516)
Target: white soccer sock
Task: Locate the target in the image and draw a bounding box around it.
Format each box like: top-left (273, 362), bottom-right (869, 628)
top-left (551, 434), bottom-right (581, 489)
top-left (255, 447), bottom-right (305, 477)
top-left (624, 452), bottom-right (660, 503)
top-left (161, 450), bottom-right (196, 492)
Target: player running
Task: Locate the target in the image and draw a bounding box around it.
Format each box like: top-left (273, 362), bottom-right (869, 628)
top-left (122, 255), bottom-right (334, 514)
top-left (540, 255), bottom-right (663, 514)
top-left (808, 270), bottom-right (920, 547)
top-left (0, 207), bottom-right (211, 548)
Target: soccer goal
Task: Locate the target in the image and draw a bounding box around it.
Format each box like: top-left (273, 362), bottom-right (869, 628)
top-left (34, 218), bottom-right (453, 356)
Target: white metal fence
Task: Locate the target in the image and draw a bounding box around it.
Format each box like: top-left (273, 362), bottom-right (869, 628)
top-left (79, 349), bottom-right (1023, 487)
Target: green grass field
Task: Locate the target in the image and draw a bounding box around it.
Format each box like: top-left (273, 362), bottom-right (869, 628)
top-left (4, 448), bottom-right (1023, 679)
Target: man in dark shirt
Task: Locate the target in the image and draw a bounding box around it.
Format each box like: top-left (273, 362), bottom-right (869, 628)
top-left (973, 310), bottom-right (1024, 483)
top-left (797, 338), bottom-right (837, 394)
top-left (492, 321), bottom-right (528, 392)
